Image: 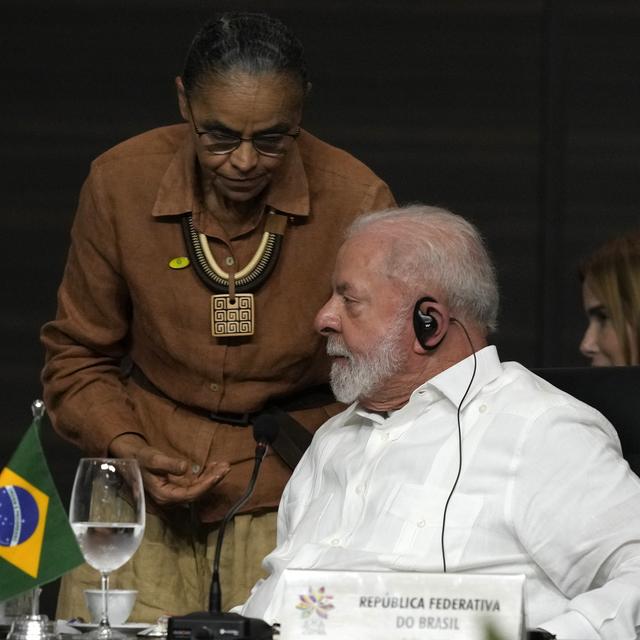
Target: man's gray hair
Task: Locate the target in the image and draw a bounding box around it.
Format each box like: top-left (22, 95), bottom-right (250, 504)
top-left (346, 204), bottom-right (499, 333)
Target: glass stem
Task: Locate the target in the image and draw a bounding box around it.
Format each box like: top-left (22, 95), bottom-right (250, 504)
top-left (99, 571), bottom-right (110, 628)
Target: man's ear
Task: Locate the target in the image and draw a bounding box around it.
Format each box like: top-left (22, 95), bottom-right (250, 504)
top-left (412, 299), bottom-right (450, 353)
top-left (175, 76), bottom-right (189, 122)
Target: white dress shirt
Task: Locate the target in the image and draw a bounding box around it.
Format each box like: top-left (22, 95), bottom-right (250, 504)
top-left (241, 346), bottom-right (640, 639)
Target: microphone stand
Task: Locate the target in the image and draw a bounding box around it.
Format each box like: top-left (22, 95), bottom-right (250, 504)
top-left (209, 441), bottom-right (267, 613)
top-left (168, 434), bottom-right (276, 640)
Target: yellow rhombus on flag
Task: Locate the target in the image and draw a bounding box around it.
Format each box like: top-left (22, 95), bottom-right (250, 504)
top-left (0, 412), bottom-right (83, 601)
top-left (0, 467), bottom-right (49, 577)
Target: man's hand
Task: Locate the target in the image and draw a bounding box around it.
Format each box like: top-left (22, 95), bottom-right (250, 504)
top-left (109, 433), bottom-right (230, 506)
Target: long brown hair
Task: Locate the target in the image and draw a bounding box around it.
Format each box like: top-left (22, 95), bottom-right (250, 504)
top-left (579, 229), bottom-right (640, 365)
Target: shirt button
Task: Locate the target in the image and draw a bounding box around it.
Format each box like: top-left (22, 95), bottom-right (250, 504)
top-left (381, 432), bottom-right (390, 441)
top-left (331, 538), bottom-right (340, 546)
top-left (209, 383), bottom-right (219, 392)
top-left (478, 404), bottom-right (487, 413)
top-left (417, 520), bottom-right (426, 528)
top-left (225, 256), bottom-right (235, 267)
top-left (355, 485), bottom-right (364, 495)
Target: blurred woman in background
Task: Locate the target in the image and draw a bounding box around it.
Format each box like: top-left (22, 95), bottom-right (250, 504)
top-left (579, 229), bottom-right (640, 366)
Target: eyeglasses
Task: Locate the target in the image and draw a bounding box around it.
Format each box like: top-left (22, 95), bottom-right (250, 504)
top-left (186, 99), bottom-right (300, 157)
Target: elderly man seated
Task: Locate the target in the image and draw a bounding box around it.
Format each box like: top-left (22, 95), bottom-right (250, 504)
top-left (239, 205), bottom-right (640, 639)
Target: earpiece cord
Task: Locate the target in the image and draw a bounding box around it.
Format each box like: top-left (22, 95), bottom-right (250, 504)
top-left (440, 318), bottom-right (477, 573)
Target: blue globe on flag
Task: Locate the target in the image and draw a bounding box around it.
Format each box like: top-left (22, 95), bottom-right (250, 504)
top-left (0, 485), bottom-right (39, 547)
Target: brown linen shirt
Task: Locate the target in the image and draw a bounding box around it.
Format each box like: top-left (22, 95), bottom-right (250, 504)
top-left (41, 123), bottom-right (395, 522)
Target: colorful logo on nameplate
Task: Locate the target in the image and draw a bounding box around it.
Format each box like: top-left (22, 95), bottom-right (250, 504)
top-left (210, 293), bottom-right (254, 337)
top-left (296, 586), bottom-right (334, 635)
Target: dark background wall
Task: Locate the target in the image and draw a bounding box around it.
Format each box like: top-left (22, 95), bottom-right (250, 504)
top-left (2, 0), bottom-right (639, 617)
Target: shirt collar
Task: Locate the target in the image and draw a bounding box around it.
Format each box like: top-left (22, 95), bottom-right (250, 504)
top-left (338, 346), bottom-right (503, 428)
top-left (414, 344), bottom-right (503, 410)
top-left (263, 132), bottom-right (310, 217)
top-left (152, 128), bottom-right (198, 217)
top-left (151, 124), bottom-right (310, 219)
top-left (333, 401), bottom-right (389, 430)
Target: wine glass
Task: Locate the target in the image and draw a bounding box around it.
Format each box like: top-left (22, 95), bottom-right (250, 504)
top-left (69, 459), bottom-right (145, 639)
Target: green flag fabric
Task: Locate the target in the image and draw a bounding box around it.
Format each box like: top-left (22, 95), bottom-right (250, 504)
top-left (0, 416), bottom-right (83, 602)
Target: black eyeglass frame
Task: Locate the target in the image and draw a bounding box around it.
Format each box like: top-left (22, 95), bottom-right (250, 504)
top-left (185, 99), bottom-right (300, 157)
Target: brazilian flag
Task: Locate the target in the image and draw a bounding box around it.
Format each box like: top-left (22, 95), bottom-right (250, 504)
top-left (0, 416), bottom-right (83, 601)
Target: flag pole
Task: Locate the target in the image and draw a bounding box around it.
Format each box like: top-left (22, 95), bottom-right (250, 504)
top-left (30, 399), bottom-right (45, 617)
top-left (31, 399), bottom-right (45, 423)
top-left (30, 588), bottom-right (41, 617)
top-left (30, 399), bottom-right (45, 619)
top-left (31, 398), bottom-right (45, 619)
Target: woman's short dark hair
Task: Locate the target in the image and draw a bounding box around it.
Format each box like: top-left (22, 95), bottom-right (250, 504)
top-left (182, 12), bottom-right (309, 97)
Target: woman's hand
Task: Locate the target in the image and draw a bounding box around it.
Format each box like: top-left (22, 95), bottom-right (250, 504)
top-left (109, 433), bottom-right (230, 506)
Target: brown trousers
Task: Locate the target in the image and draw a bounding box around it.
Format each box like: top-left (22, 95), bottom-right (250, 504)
top-left (56, 510), bottom-right (278, 623)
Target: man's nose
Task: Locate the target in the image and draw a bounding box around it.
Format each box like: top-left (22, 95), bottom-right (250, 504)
top-left (314, 297), bottom-right (340, 336)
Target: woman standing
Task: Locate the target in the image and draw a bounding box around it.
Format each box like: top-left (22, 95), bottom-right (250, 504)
top-left (41, 12), bottom-right (395, 621)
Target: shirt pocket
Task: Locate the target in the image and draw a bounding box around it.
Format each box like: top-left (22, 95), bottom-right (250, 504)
top-left (384, 482), bottom-right (483, 569)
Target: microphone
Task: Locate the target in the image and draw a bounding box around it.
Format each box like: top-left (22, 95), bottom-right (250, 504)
top-left (168, 415), bottom-right (279, 640)
top-left (209, 415), bottom-right (278, 612)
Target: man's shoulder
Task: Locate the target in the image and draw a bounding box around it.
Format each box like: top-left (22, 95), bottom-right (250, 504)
top-left (91, 123), bottom-right (188, 170)
top-left (495, 361), bottom-right (615, 433)
top-left (307, 404), bottom-right (356, 445)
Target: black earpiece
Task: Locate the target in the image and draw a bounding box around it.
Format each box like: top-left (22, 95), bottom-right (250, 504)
top-left (413, 296), bottom-right (439, 349)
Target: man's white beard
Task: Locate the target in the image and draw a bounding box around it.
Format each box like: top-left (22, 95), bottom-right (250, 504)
top-left (326, 319), bottom-right (407, 404)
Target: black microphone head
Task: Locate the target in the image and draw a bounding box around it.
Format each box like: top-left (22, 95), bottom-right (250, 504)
top-left (253, 414), bottom-right (279, 445)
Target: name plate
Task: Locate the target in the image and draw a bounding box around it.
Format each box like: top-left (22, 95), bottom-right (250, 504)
top-left (278, 569), bottom-right (524, 640)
